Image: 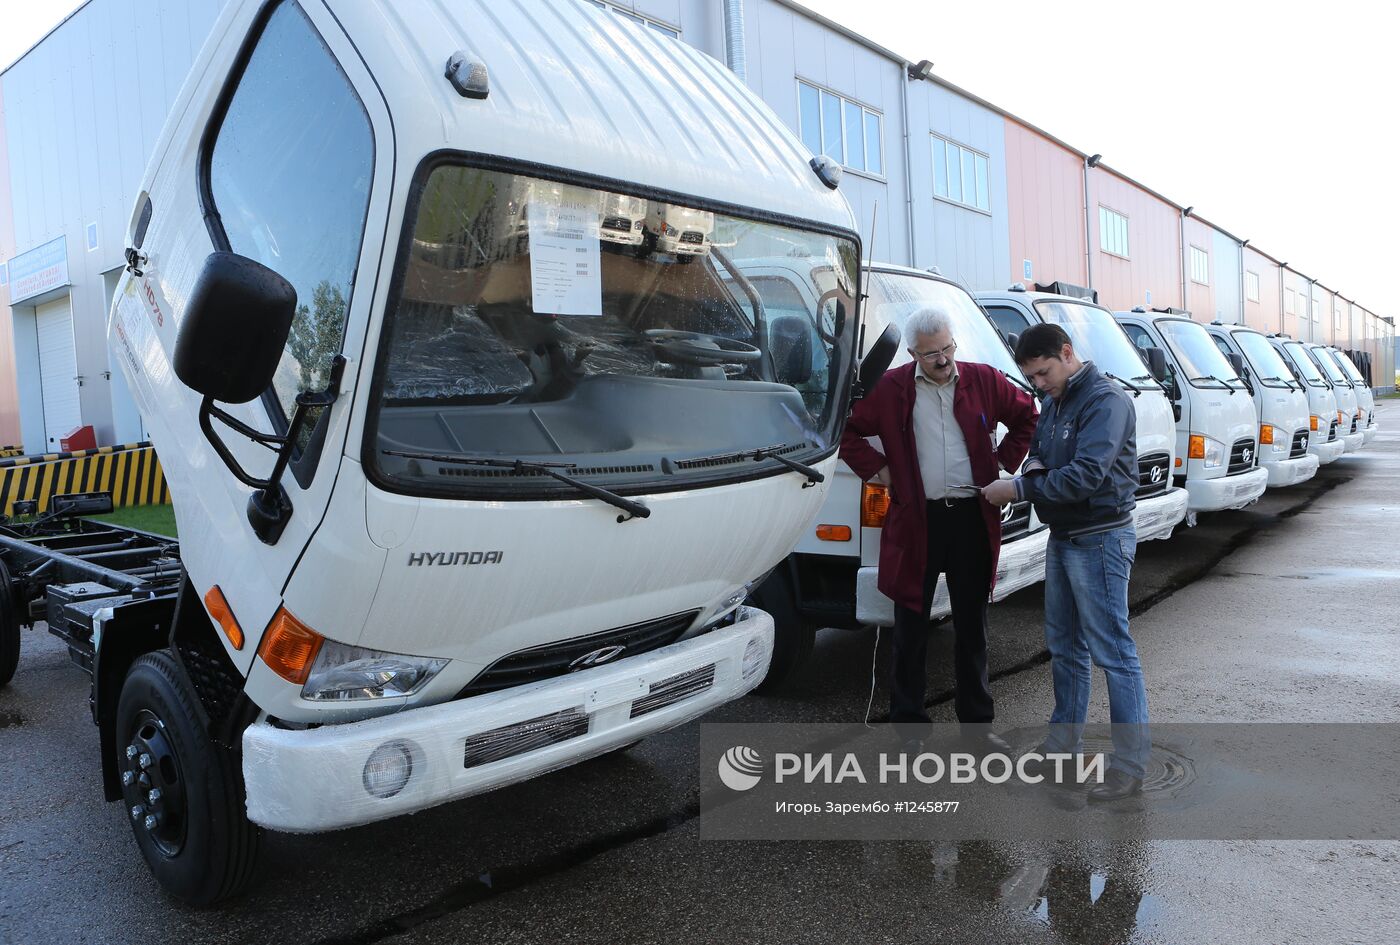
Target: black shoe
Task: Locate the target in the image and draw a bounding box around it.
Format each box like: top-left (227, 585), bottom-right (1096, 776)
top-left (1086, 768), bottom-right (1143, 801)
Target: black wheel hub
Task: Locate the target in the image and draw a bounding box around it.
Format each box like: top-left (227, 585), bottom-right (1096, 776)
top-left (119, 709), bottom-right (188, 857)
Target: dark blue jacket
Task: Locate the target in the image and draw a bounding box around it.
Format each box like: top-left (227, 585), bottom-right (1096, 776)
top-left (1015, 362), bottom-right (1137, 537)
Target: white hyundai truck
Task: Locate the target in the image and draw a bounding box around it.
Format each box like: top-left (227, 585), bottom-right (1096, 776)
top-left (1268, 335), bottom-right (1345, 465)
top-left (1204, 323), bottom-right (1320, 488)
top-left (0, 0), bottom-right (868, 904)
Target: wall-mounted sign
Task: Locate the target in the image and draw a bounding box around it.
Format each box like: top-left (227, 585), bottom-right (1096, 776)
top-left (1023, 259), bottom-right (1033, 281)
top-left (7, 235), bottom-right (70, 304)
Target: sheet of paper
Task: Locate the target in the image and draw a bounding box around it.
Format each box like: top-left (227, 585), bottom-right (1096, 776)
top-left (528, 199), bottom-right (603, 317)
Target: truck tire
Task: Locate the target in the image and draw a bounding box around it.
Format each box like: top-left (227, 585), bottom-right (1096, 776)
top-left (114, 650), bottom-right (260, 905)
top-left (749, 565), bottom-right (815, 693)
top-left (0, 561), bottom-right (20, 688)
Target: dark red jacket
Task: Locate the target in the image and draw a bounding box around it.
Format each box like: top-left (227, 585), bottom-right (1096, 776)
top-left (839, 360), bottom-right (1038, 612)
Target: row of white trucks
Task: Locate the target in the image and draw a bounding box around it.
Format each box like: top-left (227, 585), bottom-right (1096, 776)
top-left (0, 0), bottom-right (1380, 905)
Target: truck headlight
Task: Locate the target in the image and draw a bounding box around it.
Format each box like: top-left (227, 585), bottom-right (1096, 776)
top-left (1188, 434), bottom-right (1226, 468)
top-left (301, 642), bottom-right (449, 701)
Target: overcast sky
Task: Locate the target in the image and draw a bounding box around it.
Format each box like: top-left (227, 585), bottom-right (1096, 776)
top-left (3, 0), bottom-right (1396, 318)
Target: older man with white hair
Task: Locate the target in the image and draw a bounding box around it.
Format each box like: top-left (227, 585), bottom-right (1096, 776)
top-left (840, 307), bottom-right (1037, 745)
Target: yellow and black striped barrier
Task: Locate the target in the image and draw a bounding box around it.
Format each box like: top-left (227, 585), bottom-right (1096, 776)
top-left (0, 445), bottom-right (23, 459)
top-left (0, 441), bottom-right (153, 469)
top-left (0, 443), bottom-right (169, 516)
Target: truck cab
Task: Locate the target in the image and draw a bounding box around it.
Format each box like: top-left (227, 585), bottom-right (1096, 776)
top-left (742, 264), bottom-right (1047, 682)
top-left (75, 0), bottom-right (864, 902)
top-left (976, 285), bottom-right (1189, 539)
top-left (1320, 346), bottom-right (1375, 447)
top-left (1204, 323), bottom-right (1320, 488)
top-left (1268, 335), bottom-right (1345, 463)
top-left (1301, 344), bottom-right (1365, 453)
top-left (1114, 309), bottom-right (1269, 517)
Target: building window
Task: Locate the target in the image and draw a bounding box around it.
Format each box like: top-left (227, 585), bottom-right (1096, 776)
top-left (206, 0), bottom-right (373, 423)
top-left (1284, 288), bottom-right (1296, 315)
top-left (1311, 297), bottom-right (1320, 323)
top-left (1334, 303), bottom-right (1342, 332)
top-left (1098, 206), bottom-right (1129, 258)
top-left (797, 80), bottom-right (883, 175)
top-left (585, 1), bottom-right (680, 37)
top-left (1245, 270), bottom-right (1260, 302)
top-left (930, 133), bottom-right (988, 212)
top-left (1190, 245), bottom-right (1209, 285)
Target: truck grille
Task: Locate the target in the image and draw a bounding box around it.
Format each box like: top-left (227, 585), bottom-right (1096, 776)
top-left (602, 215), bottom-right (632, 232)
top-left (1000, 500), bottom-right (1031, 541)
top-left (679, 231), bottom-right (704, 244)
top-left (1227, 439), bottom-right (1257, 476)
top-left (1328, 421), bottom-right (1338, 442)
top-left (457, 610), bottom-right (700, 697)
top-left (1136, 451), bottom-right (1171, 498)
top-left (1290, 429), bottom-right (1309, 459)
top-left (1351, 415), bottom-right (1358, 434)
top-left (463, 708), bottom-right (589, 769)
top-left (630, 665), bottom-right (716, 718)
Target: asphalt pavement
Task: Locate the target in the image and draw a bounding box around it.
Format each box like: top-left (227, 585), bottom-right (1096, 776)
top-left (2, 404), bottom-right (1397, 944)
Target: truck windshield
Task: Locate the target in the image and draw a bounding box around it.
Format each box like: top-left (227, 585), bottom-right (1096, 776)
top-left (1232, 330), bottom-right (1297, 388)
top-left (863, 270), bottom-right (1025, 384)
top-left (1157, 319), bottom-right (1249, 390)
top-left (1310, 346), bottom-right (1349, 386)
top-left (368, 163), bottom-right (859, 497)
top-left (1033, 301), bottom-right (1161, 388)
top-left (1281, 341), bottom-right (1327, 387)
top-left (1330, 349), bottom-right (1367, 386)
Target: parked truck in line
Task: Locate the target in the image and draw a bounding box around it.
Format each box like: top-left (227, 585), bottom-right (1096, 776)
top-left (1113, 309), bottom-right (1270, 520)
top-left (976, 284), bottom-right (1190, 538)
top-left (1203, 323), bottom-right (1320, 488)
top-left (1316, 345), bottom-right (1375, 448)
top-left (745, 264), bottom-right (1049, 683)
top-left (0, 0), bottom-right (876, 904)
top-left (1267, 335), bottom-right (1345, 466)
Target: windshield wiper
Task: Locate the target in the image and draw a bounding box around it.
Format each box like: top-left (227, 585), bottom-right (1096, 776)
top-left (1189, 374), bottom-right (1235, 392)
top-left (1103, 372), bottom-right (1141, 396)
top-left (999, 369), bottom-right (1036, 397)
top-left (676, 443), bottom-right (825, 487)
top-left (381, 449), bottom-right (650, 522)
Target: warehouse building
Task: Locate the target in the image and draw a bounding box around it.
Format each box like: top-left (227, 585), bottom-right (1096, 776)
top-left (0, 0), bottom-right (1392, 454)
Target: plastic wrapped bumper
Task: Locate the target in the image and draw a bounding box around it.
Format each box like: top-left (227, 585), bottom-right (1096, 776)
top-left (1363, 424), bottom-right (1378, 444)
top-left (242, 609), bottom-right (773, 832)
top-left (1340, 431), bottom-right (1365, 453)
top-left (1262, 453), bottom-right (1320, 487)
top-left (1184, 466), bottom-right (1269, 512)
top-left (854, 529), bottom-right (1049, 627)
top-left (1133, 487), bottom-right (1189, 542)
top-left (1311, 438), bottom-right (1345, 465)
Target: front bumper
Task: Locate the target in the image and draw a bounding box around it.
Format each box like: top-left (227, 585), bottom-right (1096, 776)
top-left (1340, 431), bottom-right (1365, 453)
top-left (1133, 487), bottom-right (1189, 541)
top-left (242, 610), bottom-right (773, 832)
top-left (1311, 437), bottom-right (1345, 465)
top-left (1363, 423), bottom-right (1378, 444)
top-left (854, 528), bottom-right (1050, 627)
top-left (1262, 452), bottom-right (1320, 488)
top-left (1184, 466), bottom-right (1269, 512)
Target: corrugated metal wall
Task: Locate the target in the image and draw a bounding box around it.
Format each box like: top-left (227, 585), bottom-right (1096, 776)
top-left (0, 78), bottom-right (19, 445)
top-left (1243, 247), bottom-right (1281, 334)
top-left (1211, 228), bottom-right (1241, 325)
top-left (1087, 168), bottom-right (1181, 313)
top-left (1003, 122), bottom-right (1087, 289)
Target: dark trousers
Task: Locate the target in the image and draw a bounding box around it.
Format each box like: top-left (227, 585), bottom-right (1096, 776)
top-left (889, 498), bottom-right (994, 724)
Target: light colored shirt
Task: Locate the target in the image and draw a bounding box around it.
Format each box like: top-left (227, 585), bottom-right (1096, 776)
top-left (912, 362), bottom-right (976, 499)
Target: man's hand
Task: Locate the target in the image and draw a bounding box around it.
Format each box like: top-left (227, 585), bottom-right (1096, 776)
top-left (981, 479), bottom-right (1018, 507)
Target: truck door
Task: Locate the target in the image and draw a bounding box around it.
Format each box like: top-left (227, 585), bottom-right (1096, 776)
top-left (117, 0), bottom-right (394, 669)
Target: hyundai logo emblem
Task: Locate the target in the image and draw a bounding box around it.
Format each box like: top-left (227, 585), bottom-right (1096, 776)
top-left (569, 645), bottom-right (627, 671)
top-left (1149, 465), bottom-right (1163, 483)
top-left (1242, 448), bottom-right (1253, 464)
top-left (1000, 503), bottom-right (1015, 525)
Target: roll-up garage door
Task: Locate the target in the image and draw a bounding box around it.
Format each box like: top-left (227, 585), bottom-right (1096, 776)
top-left (36, 296), bottom-right (82, 448)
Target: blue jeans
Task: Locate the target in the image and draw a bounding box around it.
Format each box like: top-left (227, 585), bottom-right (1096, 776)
top-left (1043, 524), bottom-right (1150, 779)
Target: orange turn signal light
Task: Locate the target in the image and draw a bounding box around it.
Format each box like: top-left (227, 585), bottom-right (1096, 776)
top-left (1259, 424), bottom-right (1275, 445)
top-left (1188, 434), bottom-right (1206, 460)
top-left (861, 483), bottom-right (891, 528)
top-left (1337, 410), bottom-right (1345, 425)
top-left (816, 524), bottom-right (852, 542)
top-left (1174, 457), bottom-right (1183, 468)
top-left (257, 607), bottom-right (325, 686)
top-left (203, 585), bottom-right (243, 651)
top-left (1310, 415), bottom-right (1320, 431)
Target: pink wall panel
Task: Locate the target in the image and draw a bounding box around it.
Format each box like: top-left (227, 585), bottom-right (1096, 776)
top-left (1182, 217), bottom-right (1215, 322)
top-left (1003, 121), bottom-right (1086, 290)
top-left (0, 78), bottom-right (21, 446)
top-left (1242, 248), bottom-right (1281, 335)
top-left (1086, 169), bottom-right (1181, 314)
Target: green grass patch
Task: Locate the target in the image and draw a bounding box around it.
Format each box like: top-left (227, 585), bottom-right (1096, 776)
top-left (88, 503), bottom-right (178, 538)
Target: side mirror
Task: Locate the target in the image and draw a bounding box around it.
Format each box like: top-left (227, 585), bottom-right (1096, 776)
top-left (767, 315), bottom-right (813, 385)
top-left (175, 252), bottom-right (297, 403)
top-left (177, 252), bottom-right (345, 546)
top-left (1225, 351), bottom-right (1246, 379)
top-left (1144, 346), bottom-right (1168, 383)
top-left (1004, 331), bottom-right (1020, 353)
top-left (853, 323), bottom-right (900, 401)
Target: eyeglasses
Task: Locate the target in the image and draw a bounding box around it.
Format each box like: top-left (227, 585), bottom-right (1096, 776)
top-left (911, 340), bottom-right (957, 362)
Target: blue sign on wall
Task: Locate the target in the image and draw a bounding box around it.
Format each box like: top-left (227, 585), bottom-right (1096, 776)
top-left (1023, 259), bottom-right (1033, 281)
top-left (7, 235), bottom-right (70, 304)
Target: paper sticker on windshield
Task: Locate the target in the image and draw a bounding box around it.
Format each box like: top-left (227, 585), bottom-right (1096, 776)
top-left (528, 199), bottom-right (603, 317)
